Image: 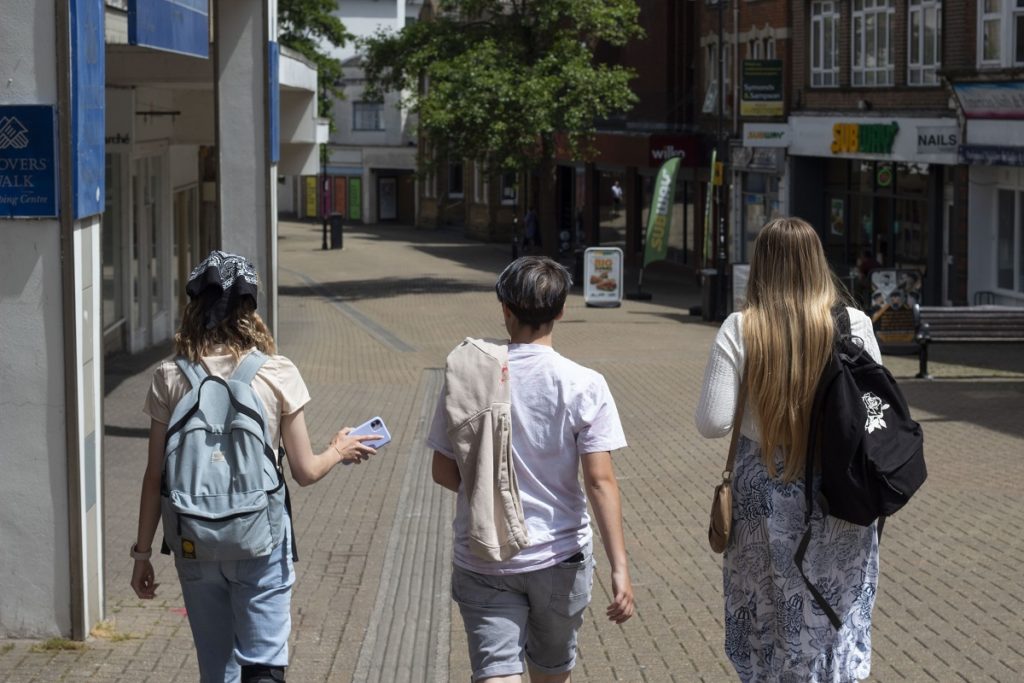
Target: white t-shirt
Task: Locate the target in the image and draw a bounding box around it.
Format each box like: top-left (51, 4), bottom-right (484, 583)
top-left (695, 307), bottom-right (882, 441)
top-left (428, 343), bottom-right (627, 575)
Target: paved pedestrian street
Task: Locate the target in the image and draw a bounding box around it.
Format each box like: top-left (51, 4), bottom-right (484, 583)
top-left (3, 220), bottom-right (1023, 682)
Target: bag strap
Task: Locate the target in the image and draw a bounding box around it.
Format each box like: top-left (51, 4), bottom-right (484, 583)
top-left (794, 320), bottom-right (845, 631)
top-left (231, 349), bottom-right (269, 385)
top-left (174, 356), bottom-right (207, 389)
top-left (724, 379), bottom-right (749, 478)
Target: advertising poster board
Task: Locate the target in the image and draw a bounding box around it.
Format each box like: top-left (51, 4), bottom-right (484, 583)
top-left (868, 269), bottom-right (924, 344)
top-left (740, 60), bottom-right (784, 117)
top-left (583, 247), bottom-right (624, 307)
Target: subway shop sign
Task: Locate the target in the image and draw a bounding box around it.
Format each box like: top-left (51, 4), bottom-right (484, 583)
top-left (831, 121), bottom-right (899, 155)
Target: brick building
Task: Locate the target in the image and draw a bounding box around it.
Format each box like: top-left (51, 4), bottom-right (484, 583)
top-left (784, 0), bottom-right (964, 310)
top-left (417, 1), bottom-right (711, 272)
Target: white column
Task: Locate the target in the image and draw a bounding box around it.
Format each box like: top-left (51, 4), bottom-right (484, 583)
top-left (0, 0), bottom-right (103, 639)
top-left (215, 1), bottom-right (276, 333)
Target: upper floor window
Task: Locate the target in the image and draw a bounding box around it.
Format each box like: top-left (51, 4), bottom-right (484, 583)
top-left (500, 172), bottom-right (518, 205)
top-left (353, 102), bottom-right (385, 131)
top-left (766, 37), bottom-right (777, 59)
top-left (909, 0), bottom-right (942, 86)
top-left (851, 0), bottom-right (895, 86)
top-left (979, 0), bottom-right (1024, 68)
top-left (811, 1), bottom-right (839, 87)
top-left (703, 42), bottom-right (732, 113)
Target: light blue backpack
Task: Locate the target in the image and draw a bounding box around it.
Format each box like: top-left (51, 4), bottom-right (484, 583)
top-left (160, 351), bottom-right (296, 562)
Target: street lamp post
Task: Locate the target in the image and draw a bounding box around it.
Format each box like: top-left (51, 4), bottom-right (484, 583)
top-left (715, 0), bottom-right (729, 321)
top-left (321, 144), bottom-right (329, 250)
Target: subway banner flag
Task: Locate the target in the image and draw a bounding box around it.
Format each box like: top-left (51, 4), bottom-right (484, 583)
top-left (642, 157), bottom-right (681, 267)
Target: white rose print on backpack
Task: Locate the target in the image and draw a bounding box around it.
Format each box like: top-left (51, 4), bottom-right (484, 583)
top-left (862, 392), bottom-right (890, 433)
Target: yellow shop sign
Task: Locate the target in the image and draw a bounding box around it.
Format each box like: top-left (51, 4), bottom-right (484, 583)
top-left (830, 122), bottom-right (900, 155)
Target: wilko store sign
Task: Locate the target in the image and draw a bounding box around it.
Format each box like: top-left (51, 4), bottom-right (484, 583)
top-left (0, 105), bottom-right (58, 218)
top-left (648, 135), bottom-right (701, 167)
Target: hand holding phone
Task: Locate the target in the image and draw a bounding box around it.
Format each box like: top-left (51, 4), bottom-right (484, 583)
top-left (349, 416), bottom-right (392, 450)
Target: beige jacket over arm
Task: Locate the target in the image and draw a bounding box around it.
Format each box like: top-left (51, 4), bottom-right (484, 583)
top-left (443, 338), bottom-right (529, 562)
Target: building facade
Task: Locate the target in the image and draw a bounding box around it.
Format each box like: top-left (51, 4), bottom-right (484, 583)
top-left (283, 0), bottom-right (422, 226)
top-left (0, 0), bottom-right (323, 639)
top-left (946, 1), bottom-right (1024, 307)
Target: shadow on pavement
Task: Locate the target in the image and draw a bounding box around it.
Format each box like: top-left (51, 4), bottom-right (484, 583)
top-left (104, 342), bottom-right (173, 396)
top-left (279, 276), bottom-right (494, 301)
top-left (902, 379), bottom-right (1024, 438)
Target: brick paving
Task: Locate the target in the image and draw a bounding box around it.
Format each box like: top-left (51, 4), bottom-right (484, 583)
top-left (2, 219), bottom-right (1023, 682)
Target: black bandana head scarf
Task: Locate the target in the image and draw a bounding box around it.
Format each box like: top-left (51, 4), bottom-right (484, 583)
top-left (185, 250), bottom-right (259, 329)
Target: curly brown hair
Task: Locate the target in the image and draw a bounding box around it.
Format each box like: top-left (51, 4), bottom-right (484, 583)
top-left (174, 298), bottom-right (276, 362)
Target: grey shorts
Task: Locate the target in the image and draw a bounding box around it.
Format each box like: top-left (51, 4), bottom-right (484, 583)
top-left (451, 544), bottom-right (595, 681)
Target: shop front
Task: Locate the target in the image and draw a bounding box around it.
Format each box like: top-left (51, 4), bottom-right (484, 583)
top-left (788, 115), bottom-right (960, 308)
top-left (954, 81), bottom-right (1024, 308)
top-left (556, 132), bottom-right (707, 267)
top-left (731, 123), bottom-right (790, 263)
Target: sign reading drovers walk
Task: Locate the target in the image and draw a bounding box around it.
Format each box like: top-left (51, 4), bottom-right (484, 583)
top-left (0, 106), bottom-right (58, 218)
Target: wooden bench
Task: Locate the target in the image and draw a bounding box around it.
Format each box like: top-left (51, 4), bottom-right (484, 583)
top-left (913, 304), bottom-right (1024, 378)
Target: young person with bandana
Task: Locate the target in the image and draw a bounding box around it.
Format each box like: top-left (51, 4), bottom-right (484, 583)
top-left (129, 251), bottom-right (379, 683)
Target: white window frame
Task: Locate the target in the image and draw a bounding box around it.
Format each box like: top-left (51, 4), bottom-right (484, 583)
top-left (851, 0), bottom-right (896, 87)
top-left (448, 161), bottom-right (464, 198)
top-left (500, 172), bottom-right (518, 205)
top-left (766, 37), bottom-right (776, 59)
top-left (909, 0), bottom-right (942, 86)
top-left (977, 0), bottom-right (1024, 68)
top-left (811, 1), bottom-right (840, 88)
top-left (352, 102), bottom-right (385, 131)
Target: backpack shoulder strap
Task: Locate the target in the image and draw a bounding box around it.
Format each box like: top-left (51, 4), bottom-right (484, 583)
top-left (833, 305), bottom-right (852, 340)
top-left (174, 356), bottom-right (207, 389)
top-left (231, 350), bottom-right (269, 385)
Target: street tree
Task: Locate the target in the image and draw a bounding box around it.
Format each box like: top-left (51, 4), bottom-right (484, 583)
top-left (278, 0), bottom-right (351, 125)
top-left (361, 0), bottom-right (642, 251)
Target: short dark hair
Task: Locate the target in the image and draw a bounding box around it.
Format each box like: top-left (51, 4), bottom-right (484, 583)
top-left (495, 256), bottom-right (572, 329)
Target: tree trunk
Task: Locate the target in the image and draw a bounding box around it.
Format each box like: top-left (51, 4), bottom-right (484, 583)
top-left (538, 136), bottom-right (559, 257)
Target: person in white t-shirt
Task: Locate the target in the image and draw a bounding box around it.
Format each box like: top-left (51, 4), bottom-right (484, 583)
top-left (428, 256), bottom-right (634, 683)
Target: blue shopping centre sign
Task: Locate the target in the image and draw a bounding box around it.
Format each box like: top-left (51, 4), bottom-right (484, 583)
top-left (129, 0), bottom-right (209, 58)
top-left (0, 105), bottom-right (58, 218)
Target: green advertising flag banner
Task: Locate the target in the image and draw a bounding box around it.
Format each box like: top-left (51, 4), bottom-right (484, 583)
top-left (643, 156), bottom-right (681, 267)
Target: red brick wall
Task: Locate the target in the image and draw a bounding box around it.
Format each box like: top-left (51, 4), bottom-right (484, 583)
top-left (696, 0), bottom-right (792, 129)
top-left (790, 0), bottom-right (949, 112)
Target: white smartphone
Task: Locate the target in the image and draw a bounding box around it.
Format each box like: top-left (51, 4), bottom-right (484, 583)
top-left (349, 416), bottom-right (392, 449)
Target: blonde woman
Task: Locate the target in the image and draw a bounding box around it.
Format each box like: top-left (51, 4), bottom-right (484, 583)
top-left (695, 218), bottom-right (882, 682)
top-left (130, 251), bottom-right (378, 683)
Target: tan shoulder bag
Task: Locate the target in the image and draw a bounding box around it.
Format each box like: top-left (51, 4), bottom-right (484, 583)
top-left (708, 380), bottom-right (748, 554)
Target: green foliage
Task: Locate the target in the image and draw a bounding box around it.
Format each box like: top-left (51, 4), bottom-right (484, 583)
top-left (361, 0), bottom-right (642, 172)
top-left (278, 0), bottom-right (351, 124)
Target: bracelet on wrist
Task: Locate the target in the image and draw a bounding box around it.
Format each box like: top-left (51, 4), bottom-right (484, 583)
top-left (130, 543), bottom-right (152, 561)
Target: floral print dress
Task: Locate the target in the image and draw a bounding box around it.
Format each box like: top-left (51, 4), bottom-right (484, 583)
top-left (723, 436), bottom-right (879, 682)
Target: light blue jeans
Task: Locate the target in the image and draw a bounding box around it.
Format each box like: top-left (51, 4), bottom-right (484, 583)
top-left (175, 523), bottom-right (295, 683)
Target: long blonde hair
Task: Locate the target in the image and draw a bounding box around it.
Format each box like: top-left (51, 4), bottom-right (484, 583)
top-left (174, 299), bottom-right (276, 362)
top-left (743, 217), bottom-right (840, 480)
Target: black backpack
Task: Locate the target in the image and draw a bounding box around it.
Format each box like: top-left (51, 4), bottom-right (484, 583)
top-left (795, 307), bottom-right (927, 629)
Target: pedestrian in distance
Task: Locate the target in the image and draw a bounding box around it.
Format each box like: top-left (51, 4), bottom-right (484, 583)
top-left (429, 255), bottom-right (635, 682)
top-left (611, 179), bottom-right (623, 215)
top-left (695, 218), bottom-right (883, 682)
top-left (130, 250), bottom-right (379, 683)
top-left (522, 205), bottom-right (541, 253)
